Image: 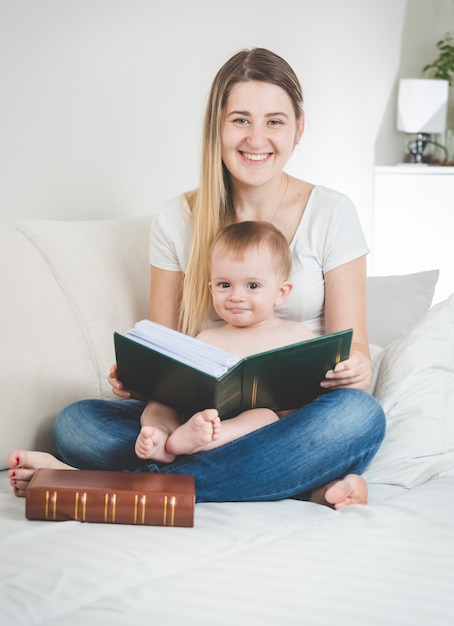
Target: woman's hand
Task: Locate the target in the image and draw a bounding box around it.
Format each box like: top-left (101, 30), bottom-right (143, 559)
top-left (107, 364), bottom-right (146, 400)
top-left (321, 349), bottom-right (372, 391)
top-left (108, 363), bottom-right (131, 398)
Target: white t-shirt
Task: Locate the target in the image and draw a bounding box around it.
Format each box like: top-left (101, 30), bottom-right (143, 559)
top-left (149, 186), bottom-right (369, 335)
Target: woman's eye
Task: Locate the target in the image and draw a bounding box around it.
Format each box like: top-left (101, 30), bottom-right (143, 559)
top-left (233, 117), bottom-right (249, 125)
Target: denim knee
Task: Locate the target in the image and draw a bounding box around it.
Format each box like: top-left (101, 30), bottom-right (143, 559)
top-left (337, 389), bottom-right (386, 473)
top-left (53, 398), bottom-right (145, 469)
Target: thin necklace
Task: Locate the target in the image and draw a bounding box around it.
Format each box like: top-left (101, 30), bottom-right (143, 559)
top-left (270, 173), bottom-right (289, 225)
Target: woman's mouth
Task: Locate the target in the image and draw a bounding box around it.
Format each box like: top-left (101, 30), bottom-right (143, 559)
top-left (241, 152), bottom-right (270, 162)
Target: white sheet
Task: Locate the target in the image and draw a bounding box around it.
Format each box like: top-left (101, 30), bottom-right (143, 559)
top-left (1, 471), bottom-right (453, 626)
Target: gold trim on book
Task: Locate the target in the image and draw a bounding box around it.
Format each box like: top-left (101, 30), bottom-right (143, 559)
top-left (163, 495), bottom-right (168, 525)
top-left (111, 493), bottom-right (117, 523)
top-left (75, 491), bottom-right (80, 520)
top-left (44, 490), bottom-right (57, 520)
top-left (163, 495), bottom-right (176, 526)
top-left (335, 338), bottom-right (343, 364)
top-left (132, 494), bottom-right (147, 524)
top-left (251, 376), bottom-right (258, 408)
top-left (170, 496), bottom-right (176, 526)
top-left (81, 492), bottom-right (87, 521)
top-left (52, 491), bottom-right (57, 520)
top-left (104, 493), bottom-right (109, 522)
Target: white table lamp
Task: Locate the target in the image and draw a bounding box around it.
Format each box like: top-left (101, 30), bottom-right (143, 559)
top-left (397, 78), bottom-right (449, 163)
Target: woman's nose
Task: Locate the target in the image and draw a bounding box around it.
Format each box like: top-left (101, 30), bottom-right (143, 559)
top-left (245, 123), bottom-right (267, 148)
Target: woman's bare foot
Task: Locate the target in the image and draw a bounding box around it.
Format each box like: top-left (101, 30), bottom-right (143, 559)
top-left (166, 409), bottom-right (221, 455)
top-left (8, 449), bottom-right (74, 498)
top-left (311, 474), bottom-right (368, 510)
top-left (135, 426), bottom-right (176, 463)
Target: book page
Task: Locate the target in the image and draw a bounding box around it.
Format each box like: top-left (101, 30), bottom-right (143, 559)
top-left (126, 320), bottom-right (239, 377)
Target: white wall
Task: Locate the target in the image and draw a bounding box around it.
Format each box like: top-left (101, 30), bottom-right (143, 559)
top-left (0, 0), bottom-right (410, 244)
top-left (375, 0), bottom-right (454, 166)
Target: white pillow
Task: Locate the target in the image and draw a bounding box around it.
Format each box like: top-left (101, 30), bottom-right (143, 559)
top-left (364, 294), bottom-right (454, 488)
top-left (367, 270), bottom-right (439, 347)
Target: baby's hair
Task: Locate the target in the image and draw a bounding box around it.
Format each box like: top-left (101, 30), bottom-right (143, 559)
top-left (210, 221), bottom-right (292, 281)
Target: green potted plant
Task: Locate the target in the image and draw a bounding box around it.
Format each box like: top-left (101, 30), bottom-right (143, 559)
top-left (423, 35), bottom-right (454, 85)
top-left (423, 35), bottom-right (454, 161)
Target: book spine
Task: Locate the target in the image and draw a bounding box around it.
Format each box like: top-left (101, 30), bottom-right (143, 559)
top-left (26, 488), bottom-right (194, 527)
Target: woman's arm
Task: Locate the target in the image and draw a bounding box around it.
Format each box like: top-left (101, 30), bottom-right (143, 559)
top-left (322, 255), bottom-right (371, 391)
top-left (149, 265), bottom-right (184, 330)
top-left (109, 265), bottom-right (184, 398)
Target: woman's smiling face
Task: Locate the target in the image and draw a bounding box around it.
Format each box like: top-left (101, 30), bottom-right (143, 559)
top-left (221, 80), bottom-right (303, 188)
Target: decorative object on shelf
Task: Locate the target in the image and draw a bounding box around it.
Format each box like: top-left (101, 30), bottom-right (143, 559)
top-left (397, 78), bottom-right (449, 163)
top-left (422, 34), bottom-right (454, 162)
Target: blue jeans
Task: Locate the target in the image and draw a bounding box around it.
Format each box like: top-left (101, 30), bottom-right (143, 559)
top-left (53, 389), bottom-right (385, 503)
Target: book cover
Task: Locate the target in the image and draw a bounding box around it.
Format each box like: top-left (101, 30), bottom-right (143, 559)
top-left (114, 322), bottom-right (353, 419)
top-left (25, 469), bottom-right (195, 527)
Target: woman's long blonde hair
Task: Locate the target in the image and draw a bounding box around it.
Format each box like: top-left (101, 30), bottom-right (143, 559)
top-left (180, 48), bottom-right (304, 336)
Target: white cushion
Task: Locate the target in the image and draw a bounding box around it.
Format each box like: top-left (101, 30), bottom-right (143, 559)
top-left (366, 270), bottom-right (439, 347)
top-left (364, 294), bottom-right (454, 488)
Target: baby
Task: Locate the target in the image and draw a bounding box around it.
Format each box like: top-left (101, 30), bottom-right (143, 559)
top-left (135, 220), bottom-right (314, 462)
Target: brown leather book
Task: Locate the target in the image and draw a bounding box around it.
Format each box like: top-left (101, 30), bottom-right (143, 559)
top-left (25, 469), bottom-right (195, 527)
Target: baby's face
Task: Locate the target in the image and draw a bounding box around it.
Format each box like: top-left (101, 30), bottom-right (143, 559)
top-left (209, 244), bottom-right (287, 328)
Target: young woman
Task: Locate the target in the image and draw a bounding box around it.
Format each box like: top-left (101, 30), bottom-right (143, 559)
top-left (9, 48), bottom-right (385, 509)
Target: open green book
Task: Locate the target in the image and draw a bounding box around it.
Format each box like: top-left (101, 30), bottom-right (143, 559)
top-left (114, 321), bottom-right (353, 419)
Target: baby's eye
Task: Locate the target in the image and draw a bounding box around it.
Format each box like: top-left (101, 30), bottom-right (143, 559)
top-left (219, 282), bottom-right (230, 289)
top-left (247, 282), bottom-right (260, 290)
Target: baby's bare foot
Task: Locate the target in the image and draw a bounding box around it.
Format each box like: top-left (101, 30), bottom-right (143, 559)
top-left (311, 474), bottom-right (368, 510)
top-left (166, 409), bottom-right (220, 455)
top-left (135, 426), bottom-right (176, 463)
top-left (8, 449), bottom-right (74, 498)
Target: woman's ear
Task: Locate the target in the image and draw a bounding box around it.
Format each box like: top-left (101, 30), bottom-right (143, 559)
top-left (274, 281), bottom-right (293, 306)
top-left (295, 112), bottom-right (305, 145)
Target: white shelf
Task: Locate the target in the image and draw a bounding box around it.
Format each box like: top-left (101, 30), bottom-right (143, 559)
top-left (375, 165), bottom-right (454, 175)
top-left (372, 168), bottom-right (454, 304)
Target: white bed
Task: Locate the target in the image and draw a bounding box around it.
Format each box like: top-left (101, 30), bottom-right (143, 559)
top-left (0, 217), bottom-right (453, 625)
top-left (1, 474), bottom-right (453, 626)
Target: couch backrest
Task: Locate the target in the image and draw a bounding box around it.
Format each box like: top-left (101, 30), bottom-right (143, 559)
top-left (1, 217), bottom-right (152, 467)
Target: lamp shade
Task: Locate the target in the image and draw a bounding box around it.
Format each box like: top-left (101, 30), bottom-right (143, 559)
top-left (397, 78), bottom-right (448, 133)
